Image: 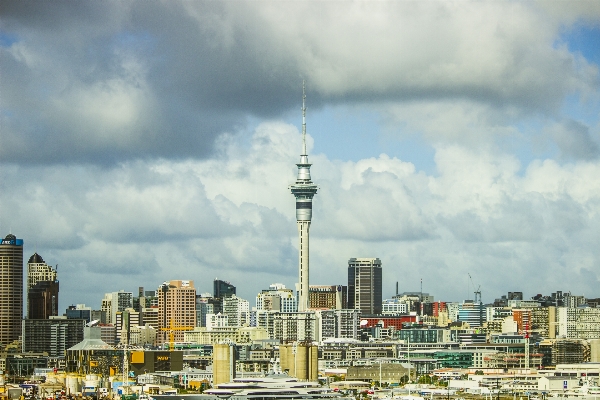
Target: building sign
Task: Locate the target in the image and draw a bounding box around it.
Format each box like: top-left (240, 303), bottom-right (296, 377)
top-left (1, 238), bottom-right (23, 245)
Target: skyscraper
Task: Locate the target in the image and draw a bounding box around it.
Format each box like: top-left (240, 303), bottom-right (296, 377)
top-left (290, 82), bottom-right (318, 312)
top-left (213, 279), bottom-right (236, 315)
top-left (214, 279), bottom-right (236, 299)
top-left (157, 280), bottom-right (196, 346)
top-left (27, 253), bottom-right (59, 319)
top-left (347, 258), bottom-right (382, 314)
top-left (101, 290), bottom-right (133, 325)
top-left (0, 234), bottom-right (24, 347)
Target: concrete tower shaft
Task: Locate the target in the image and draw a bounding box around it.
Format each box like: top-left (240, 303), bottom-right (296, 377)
top-left (290, 81), bottom-right (318, 312)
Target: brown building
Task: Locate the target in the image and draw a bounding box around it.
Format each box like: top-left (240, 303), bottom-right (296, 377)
top-left (27, 253), bottom-right (59, 319)
top-left (309, 285), bottom-right (347, 309)
top-left (157, 280), bottom-right (196, 346)
top-left (28, 281), bottom-right (60, 319)
top-left (0, 234), bottom-right (24, 348)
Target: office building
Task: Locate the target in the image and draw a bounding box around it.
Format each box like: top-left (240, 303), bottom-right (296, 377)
top-left (133, 287), bottom-right (157, 311)
top-left (115, 308), bottom-right (140, 344)
top-left (196, 293), bottom-right (215, 327)
top-left (272, 312), bottom-right (317, 343)
top-left (382, 298), bottom-right (409, 315)
top-left (214, 279), bottom-right (236, 299)
top-left (289, 82), bottom-right (318, 312)
top-left (27, 253), bottom-right (59, 319)
top-left (256, 283), bottom-right (297, 313)
top-left (27, 253), bottom-right (57, 287)
top-left (348, 258), bottom-right (382, 314)
top-left (101, 290), bottom-right (133, 325)
top-left (66, 304), bottom-right (92, 322)
top-left (458, 300), bottom-right (485, 328)
top-left (213, 279), bottom-right (236, 314)
top-left (28, 281), bottom-right (59, 319)
top-left (316, 309), bottom-right (360, 341)
top-left (309, 285), bottom-right (347, 310)
top-left (157, 280), bottom-right (196, 345)
top-left (141, 307), bottom-right (159, 330)
top-left (22, 318), bottom-right (85, 356)
top-left (222, 295), bottom-right (249, 327)
top-left (0, 234), bottom-right (24, 348)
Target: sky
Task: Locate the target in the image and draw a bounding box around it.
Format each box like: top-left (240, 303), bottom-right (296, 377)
top-left (1, 1), bottom-right (600, 312)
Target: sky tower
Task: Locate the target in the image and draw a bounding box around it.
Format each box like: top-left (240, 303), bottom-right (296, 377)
top-left (290, 81), bottom-right (318, 312)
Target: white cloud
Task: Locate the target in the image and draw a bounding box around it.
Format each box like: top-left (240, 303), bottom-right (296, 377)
top-left (3, 123), bottom-right (600, 308)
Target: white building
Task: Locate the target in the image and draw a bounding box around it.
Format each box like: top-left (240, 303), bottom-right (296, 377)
top-left (101, 290), bottom-right (133, 325)
top-left (129, 324), bottom-right (157, 346)
top-left (256, 284), bottom-right (297, 313)
top-left (446, 302), bottom-right (459, 322)
top-left (316, 309), bottom-right (360, 341)
top-left (223, 295), bottom-right (249, 327)
top-left (382, 299), bottom-right (408, 315)
top-left (273, 312), bottom-right (317, 342)
top-left (558, 306), bottom-right (600, 340)
top-left (207, 313), bottom-right (228, 329)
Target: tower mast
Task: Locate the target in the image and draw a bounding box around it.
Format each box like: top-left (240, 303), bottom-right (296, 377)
top-left (290, 81), bottom-right (318, 312)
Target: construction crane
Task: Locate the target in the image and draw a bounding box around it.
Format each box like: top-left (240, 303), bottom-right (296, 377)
top-left (160, 319), bottom-right (194, 351)
top-left (468, 273), bottom-right (482, 303)
top-left (468, 273), bottom-right (483, 328)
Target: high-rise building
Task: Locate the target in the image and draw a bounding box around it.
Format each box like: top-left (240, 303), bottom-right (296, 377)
top-left (347, 258), bottom-right (382, 314)
top-left (289, 82), bottom-right (318, 312)
top-left (22, 318), bottom-right (85, 356)
top-left (116, 308), bottom-right (141, 345)
top-left (196, 293), bottom-right (215, 328)
top-left (0, 233), bottom-right (24, 348)
top-left (157, 280), bottom-right (196, 345)
top-left (308, 285), bottom-right (347, 310)
top-left (214, 279), bottom-right (236, 299)
top-left (458, 300), bottom-right (485, 328)
top-left (222, 295), bottom-right (249, 327)
top-left (101, 290), bottom-right (133, 325)
top-left (213, 279), bottom-right (236, 315)
top-left (256, 283), bottom-right (297, 313)
top-left (66, 304), bottom-right (92, 323)
top-left (27, 253), bottom-right (59, 319)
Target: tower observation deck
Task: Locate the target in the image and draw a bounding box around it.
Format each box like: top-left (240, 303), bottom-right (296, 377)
top-left (290, 81), bottom-right (318, 312)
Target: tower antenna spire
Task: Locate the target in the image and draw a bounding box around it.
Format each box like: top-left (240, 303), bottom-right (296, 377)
top-left (289, 81), bottom-right (318, 313)
top-left (302, 80), bottom-right (307, 156)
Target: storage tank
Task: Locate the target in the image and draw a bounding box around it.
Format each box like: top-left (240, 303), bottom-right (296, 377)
top-left (279, 344), bottom-right (292, 375)
top-left (66, 374), bottom-right (81, 395)
top-left (295, 344), bottom-right (308, 380)
top-left (213, 343), bottom-right (235, 387)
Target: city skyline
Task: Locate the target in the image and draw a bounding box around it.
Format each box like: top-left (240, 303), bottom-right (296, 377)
top-left (1, 2), bottom-right (600, 310)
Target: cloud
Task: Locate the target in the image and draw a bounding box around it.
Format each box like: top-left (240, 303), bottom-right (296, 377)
top-left (547, 119), bottom-right (600, 160)
top-left (3, 123), bottom-right (600, 308)
top-left (0, 1), bottom-right (597, 164)
top-left (1, 0), bottom-right (599, 311)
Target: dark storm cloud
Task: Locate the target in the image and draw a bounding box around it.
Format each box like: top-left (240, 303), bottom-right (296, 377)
top-left (0, 1), bottom-right (302, 165)
top-left (1, 1), bottom-right (595, 166)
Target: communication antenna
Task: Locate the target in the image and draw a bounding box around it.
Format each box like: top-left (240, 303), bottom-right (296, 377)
top-left (301, 80), bottom-right (307, 156)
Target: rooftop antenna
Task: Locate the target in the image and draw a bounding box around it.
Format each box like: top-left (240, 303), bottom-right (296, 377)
top-left (420, 278), bottom-right (423, 317)
top-left (301, 80), bottom-right (307, 156)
